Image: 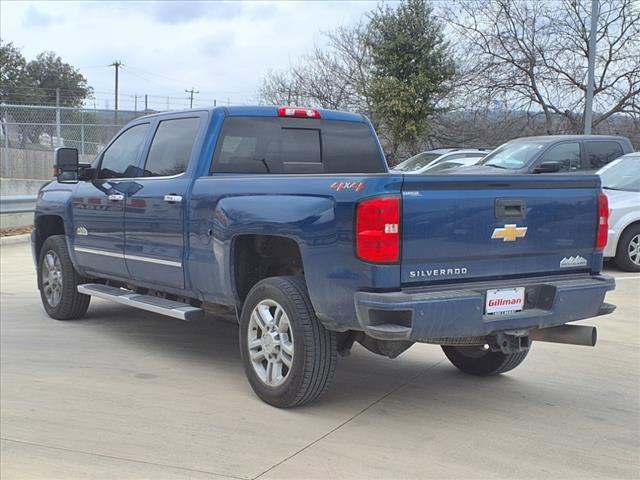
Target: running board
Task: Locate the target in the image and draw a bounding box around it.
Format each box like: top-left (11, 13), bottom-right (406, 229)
top-left (77, 283), bottom-right (204, 321)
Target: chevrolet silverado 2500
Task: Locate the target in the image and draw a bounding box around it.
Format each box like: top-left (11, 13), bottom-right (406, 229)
top-left (33, 106), bottom-right (615, 407)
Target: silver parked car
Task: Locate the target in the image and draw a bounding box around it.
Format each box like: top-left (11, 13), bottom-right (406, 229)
top-left (392, 148), bottom-right (489, 174)
top-left (598, 152), bottom-right (640, 272)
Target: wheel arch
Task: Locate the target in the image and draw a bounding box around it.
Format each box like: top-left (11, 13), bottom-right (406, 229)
top-left (615, 220), bottom-right (640, 249)
top-left (231, 234), bottom-right (304, 304)
top-left (33, 214), bottom-right (66, 261)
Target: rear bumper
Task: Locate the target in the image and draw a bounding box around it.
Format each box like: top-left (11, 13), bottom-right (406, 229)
top-left (354, 274), bottom-right (616, 342)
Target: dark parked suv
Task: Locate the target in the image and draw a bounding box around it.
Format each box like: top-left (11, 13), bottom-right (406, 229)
top-left (465, 135), bottom-right (633, 174)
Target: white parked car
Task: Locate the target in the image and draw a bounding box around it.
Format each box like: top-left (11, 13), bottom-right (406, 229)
top-left (421, 156), bottom-right (485, 174)
top-left (598, 153), bottom-right (640, 271)
top-left (392, 148), bottom-right (489, 174)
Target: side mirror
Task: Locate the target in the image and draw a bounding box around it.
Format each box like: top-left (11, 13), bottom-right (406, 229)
top-left (55, 147), bottom-right (79, 183)
top-left (533, 161), bottom-right (560, 173)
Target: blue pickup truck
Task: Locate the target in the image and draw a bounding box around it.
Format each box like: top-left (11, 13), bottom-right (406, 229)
top-left (33, 106), bottom-right (615, 407)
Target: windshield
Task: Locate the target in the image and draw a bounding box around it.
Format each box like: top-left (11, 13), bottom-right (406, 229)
top-left (394, 152), bottom-right (441, 172)
top-left (423, 162), bottom-right (462, 174)
top-left (600, 157), bottom-right (640, 192)
top-left (480, 142), bottom-right (545, 169)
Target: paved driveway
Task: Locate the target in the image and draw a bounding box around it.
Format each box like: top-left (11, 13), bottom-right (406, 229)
top-left (1, 242), bottom-right (638, 479)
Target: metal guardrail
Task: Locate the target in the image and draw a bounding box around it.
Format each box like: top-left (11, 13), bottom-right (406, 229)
top-left (0, 195), bottom-right (37, 214)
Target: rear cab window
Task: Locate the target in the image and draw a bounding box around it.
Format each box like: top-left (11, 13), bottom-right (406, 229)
top-left (211, 117), bottom-right (384, 174)
top-left (585, 141), bottom-right (623, 170)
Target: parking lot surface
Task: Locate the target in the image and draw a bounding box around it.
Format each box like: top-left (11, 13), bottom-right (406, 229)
top-left (1, 241), bottom-right (639, 479)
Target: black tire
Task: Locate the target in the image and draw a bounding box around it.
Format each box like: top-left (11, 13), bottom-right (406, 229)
top-left (239, 276), bottom-right (337, 408)
top-left (441, 345), bottom-right (529, 376)
top-left (38, 235), bottom-right (90, 320)
top-left (614, 225), bottom-right (640, 272)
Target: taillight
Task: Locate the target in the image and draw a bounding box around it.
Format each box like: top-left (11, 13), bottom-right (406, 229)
top-left (277, 107), bottom-right (321, 119)
top-left (356, 196), bottom-right (400, 263)
top-left (596, 192), bottom-right (608, 251)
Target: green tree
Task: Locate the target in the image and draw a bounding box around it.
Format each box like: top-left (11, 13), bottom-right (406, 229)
top-left (1, 42), bottom-right (94, 147)
top-left (26, 51), bottom-right (93, 107)
top-left (0, 40), bottom-right (38, 104)
top-left (366, 0), bottom-right (455, 160)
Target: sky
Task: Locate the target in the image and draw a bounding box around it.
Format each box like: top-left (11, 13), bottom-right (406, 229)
top-left (1, 0), bottom-right (381, 110)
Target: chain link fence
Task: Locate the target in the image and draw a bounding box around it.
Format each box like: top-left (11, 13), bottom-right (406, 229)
top-left (0, 104), bottom-right (151, 156)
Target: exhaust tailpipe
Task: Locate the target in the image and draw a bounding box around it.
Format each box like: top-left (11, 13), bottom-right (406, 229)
top-left (529, 325), bottom-right (597, 347)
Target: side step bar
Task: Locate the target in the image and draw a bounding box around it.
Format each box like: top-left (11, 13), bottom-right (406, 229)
top-left (77, 283), bottom-right (204, 321)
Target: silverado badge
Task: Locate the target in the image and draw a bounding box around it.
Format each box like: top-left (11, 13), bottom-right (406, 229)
top-left (492, 224), bottom-right (527, 242)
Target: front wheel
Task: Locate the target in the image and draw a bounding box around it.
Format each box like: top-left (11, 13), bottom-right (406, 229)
top-left (615, 226), bottom-right (640, 272)
top-left (38, 235), bottom-right (90, 320)
top-left (441, 345), bottom-right (529, 376)
top-left (239, 276), bottom-right (337, 408)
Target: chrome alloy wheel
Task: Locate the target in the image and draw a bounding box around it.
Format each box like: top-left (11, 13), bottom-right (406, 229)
top-left (629, 233), bottom-right (640, 266)
top-left (247, 299), bottom-right (294, 387)
top-left (42, 250), bottom-right (63, 307)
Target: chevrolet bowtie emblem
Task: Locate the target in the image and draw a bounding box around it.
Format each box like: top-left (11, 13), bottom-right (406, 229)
top-left (492, 224), bottom-right (528, 242)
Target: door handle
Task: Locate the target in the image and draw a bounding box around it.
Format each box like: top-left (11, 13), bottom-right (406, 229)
top-left (164, 194), bottom-right (183, 203)
top-left (108, 194), bottom-right (124, 202)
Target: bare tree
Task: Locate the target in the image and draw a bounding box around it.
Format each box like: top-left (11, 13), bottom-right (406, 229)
top-left (441, 0), bottom-right (640, 134)
top-left (258, 23), bottom-right (375, 121)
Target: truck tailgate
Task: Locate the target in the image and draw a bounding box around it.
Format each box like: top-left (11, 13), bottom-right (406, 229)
top-left (401, 175), bottom-right (601, 286)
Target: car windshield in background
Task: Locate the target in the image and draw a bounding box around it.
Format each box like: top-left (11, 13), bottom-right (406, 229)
top-left (423, 162), bottom-right (463, 174)
top-left (480, 142), bottom-right (545, 169)
top-left (600, 157), bottom-right (640, 192)
top-left (394, 153), bottom-right (441, 171)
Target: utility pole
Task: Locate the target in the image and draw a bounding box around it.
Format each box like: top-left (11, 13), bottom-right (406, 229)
top-left (144, 94), bottom-right (148, 111)
top-left (110, 60), bottom-right (123, 132)
top-left (110, 60), bottom-right (123, 111)
top-left (55, 88), bottom-right (61, 147)
top-left (134, 94), bottom-right (138, 113)
top-left (185, 88), bottom-right (199, 108)
top-left (584, 0), bottom-right (599, 134)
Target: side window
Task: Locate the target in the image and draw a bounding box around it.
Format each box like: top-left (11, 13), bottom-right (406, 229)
top-left (143, 117), bottom-right (201, 177)
top-left (585, 142), bottom-right (623, 170)
top-left (540, 142), bottom-right (581, 172)
top-left (99, 124), bottom-right (149, 178)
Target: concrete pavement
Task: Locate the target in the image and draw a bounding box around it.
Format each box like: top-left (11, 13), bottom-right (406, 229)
top-left (1, 242), bottom-right (638, 479)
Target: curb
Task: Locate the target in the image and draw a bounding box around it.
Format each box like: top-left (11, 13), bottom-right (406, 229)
top-left (0, 234), bottom-right (31, 246)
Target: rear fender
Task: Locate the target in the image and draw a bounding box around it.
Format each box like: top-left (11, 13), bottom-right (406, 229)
top-left (215, 195), bottom-right (335, 308)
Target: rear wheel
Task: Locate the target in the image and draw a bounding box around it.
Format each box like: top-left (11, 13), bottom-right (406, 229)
top-left (441, 345), bottom-right (529, 376)
top-left (38, 235), bottom-right (90, 320)
top-left (615, 225), bottom-right (640, 272)
top-left (239, 276), bottom-right (337, 408)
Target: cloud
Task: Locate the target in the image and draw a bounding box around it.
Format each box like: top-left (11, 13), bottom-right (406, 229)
top-left (199, 31), bottom-right (235, 58)
top-left (22, 5), bottom-right (57, 27)
top-left (152, 1), bottom-right (243, 25)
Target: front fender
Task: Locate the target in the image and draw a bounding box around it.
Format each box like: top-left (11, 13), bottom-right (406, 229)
top-left (34, 183), bottom-right (76, 243)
